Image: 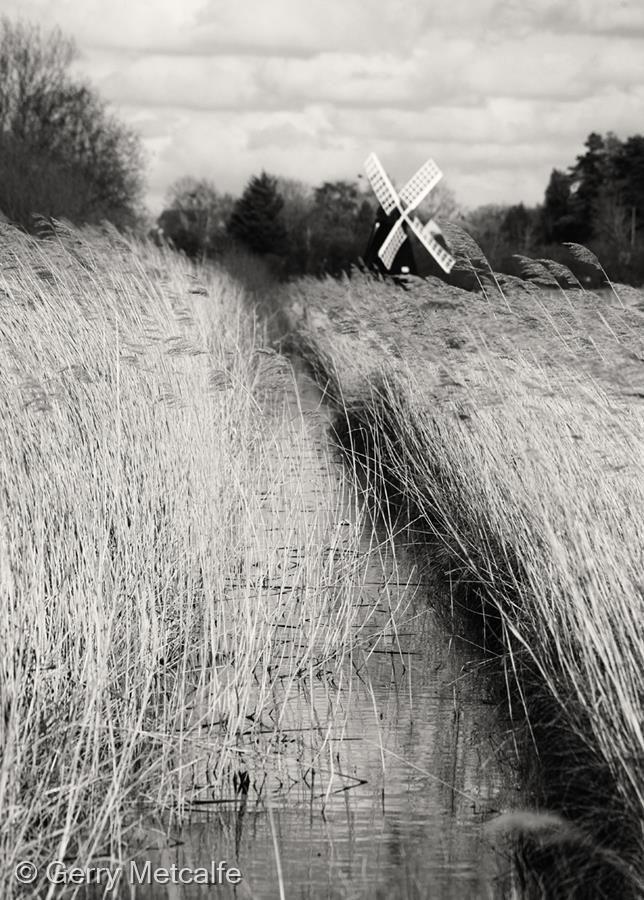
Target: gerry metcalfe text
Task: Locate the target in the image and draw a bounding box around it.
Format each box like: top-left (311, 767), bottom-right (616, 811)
top-left (14, 859), bottom-right (243, 889)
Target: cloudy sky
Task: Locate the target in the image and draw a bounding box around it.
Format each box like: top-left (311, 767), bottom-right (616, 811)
top-left (1, 0), bottom-right (643, 214)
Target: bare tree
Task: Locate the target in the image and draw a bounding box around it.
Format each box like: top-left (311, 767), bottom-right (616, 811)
top-left (160, 176), bottom-right (235, 257)
top-left (0, 17), bottom-right (145, 229)
top-left (415, 182), bottom-right (463, 226)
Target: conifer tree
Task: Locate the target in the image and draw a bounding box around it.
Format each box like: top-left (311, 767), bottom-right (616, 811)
top-left (227, 172), bottom-right (286, 255)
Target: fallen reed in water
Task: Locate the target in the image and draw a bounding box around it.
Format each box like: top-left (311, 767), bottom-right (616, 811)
top-left (285, 260), bottom-right (644, 898)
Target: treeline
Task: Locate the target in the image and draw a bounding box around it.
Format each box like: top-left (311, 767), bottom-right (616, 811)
top-left (156, 173), bottom-right (380, 279)
top-left (159, 132), bottom-right (644, 286)
top-left (464, 132), bottom-right (644, 285)
top-left (0, 18), bottom-right (145, 231)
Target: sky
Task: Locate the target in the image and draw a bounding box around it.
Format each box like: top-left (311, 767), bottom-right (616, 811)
top-left (1, 0), bottom-right (643, 215)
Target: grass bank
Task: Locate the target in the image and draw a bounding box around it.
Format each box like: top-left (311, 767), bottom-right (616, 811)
top-left (285, 263), bottom-right (644, 898)
top-left (0, 223), bottom-right (405, 898)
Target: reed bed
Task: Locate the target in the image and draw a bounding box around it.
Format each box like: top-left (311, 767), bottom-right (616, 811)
top-left (285, 262), bottom-right (644, 898)
top-left (0, 223), bottom-right (406, 899)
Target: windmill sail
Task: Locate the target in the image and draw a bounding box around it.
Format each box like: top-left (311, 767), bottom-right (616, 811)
top-left (409, 217), bottom-right (456, 274)
top-left (364, 153), bottom-right (400, 215)
top-left (399, 159), bottom-right (443, 211)
top-left (378, 219), bottom-right (408, 270)
top-left (364, 153), bottom-right (456, 274)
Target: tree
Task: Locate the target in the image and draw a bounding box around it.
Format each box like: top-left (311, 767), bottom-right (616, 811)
top-left (461, 204), bottom-right (510, 268)
top-left (166, 176), bottom-right (235, 231)
top-left (415, 182), bottom-right (463, 226)
top-left (307, 180), bottom-right (375, 276)
top-left (227, 172), bottom-right (287, 257)
top-left (540, 169), bottom-right (577, 244)
top-left (501, 203), bottom-right (538, 252)
top-left (568, 132), bottom-right (622, 241)
top-left (612, 136), bottom-right (644, 243)
top-left (460, 202), bottom-right (539, 272)
top-left (0, 17), bottom-right (75, 146)
top-left (159, 176), bottom-right (235, 257)
top-left (0, 17), bottom-right (145, 229)
top-left (569, 132), bottom-right (605, 239)
top-left (275, 177), bottom-right (314, 275)
top-left (593, 185), bottom-right (632, 258)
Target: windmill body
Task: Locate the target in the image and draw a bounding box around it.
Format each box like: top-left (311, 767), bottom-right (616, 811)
top-left (363, 153), bottom-right (456, 276)
top-left (364, 206), bottom-right (452, 278)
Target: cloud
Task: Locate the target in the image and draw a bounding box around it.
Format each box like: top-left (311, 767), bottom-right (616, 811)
top-left (330, 87), bottom-right (644, 148)
top-left (0, 0), bottom-right (204, 53)
top-left (246, 122), bottom-right (337, 151)
top-left (1, 0), bottom-right (643, 211)
top-left (137, 105), bottom-right (362, 212)
top-left (85, 30), bottom-right (644, 117)
top-left (519, 0), bottom-right (644, 36)
top-left (193, 0), bottom-right (430, 56)
top-left (98, 55), bottom-right (261, 111)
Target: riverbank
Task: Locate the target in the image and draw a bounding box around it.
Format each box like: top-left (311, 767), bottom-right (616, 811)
top-left (284, 269), bottom-right (644, 899)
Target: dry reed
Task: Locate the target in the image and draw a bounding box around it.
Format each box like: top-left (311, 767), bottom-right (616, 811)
top-left (0, 222), bottom-right (408, 898)
top-left (286, 262), bottom-right (644, 898)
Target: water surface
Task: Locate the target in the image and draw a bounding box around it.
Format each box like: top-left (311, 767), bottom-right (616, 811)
top-left (122, 367), bottom-right (520, 900)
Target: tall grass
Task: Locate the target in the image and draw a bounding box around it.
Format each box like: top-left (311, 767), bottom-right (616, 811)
top-left (286, 267), bottom-right (644, 897)
top-left (0, 223), bottom-right (405, 898)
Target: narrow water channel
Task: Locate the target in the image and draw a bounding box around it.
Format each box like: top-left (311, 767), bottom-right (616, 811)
top-left (127, 364), bottom-right (521, 900)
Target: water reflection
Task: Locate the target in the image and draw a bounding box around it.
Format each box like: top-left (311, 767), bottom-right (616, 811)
top-left (117, 369), bottom-right (520, 899)
top-left (124, 571), bottom-right (520, 898)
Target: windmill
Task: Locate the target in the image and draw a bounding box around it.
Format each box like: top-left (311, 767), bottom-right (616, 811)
top-left (363, 153), bottom-right (456, 275)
